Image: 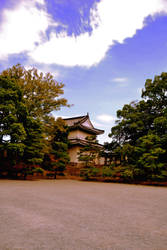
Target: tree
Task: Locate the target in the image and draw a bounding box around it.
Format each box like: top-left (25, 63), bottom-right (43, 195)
top-left (108, 72), bottom-right (167, 182)
top-left (1, 64), bottom-right (70, 121)
top-left (1, 64), bottom-right (71, 159)
top-left (136, 134), bottom-right (166, 180)
top-left (43, 118), bottom-right (70, 179)
top-left (0, 76), bottom-right (27, 174)
top-left (0, 65), bottom-right (71, 179)
top-left (77, 136), bottom-right (102, 180)
top-left (23, 117), bottom-right (44, 165)
top-left (0, 76), bottom-right (45, 178)
top-left (103, 141), bottom-right (120, 165)
top-left (78, 135), bottom-right (101, 167)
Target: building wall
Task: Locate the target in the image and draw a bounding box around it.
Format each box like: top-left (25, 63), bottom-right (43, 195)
top-left (95, 156), bottom-right (105, 165)
top-left (68, 129), bottom-right (91, 140)
top-left (68, 128), bottom-right (105, 165)
top-left (68, 145), bottom-right (82, 163)
top-left (68, 145), bottom-right (105, 165)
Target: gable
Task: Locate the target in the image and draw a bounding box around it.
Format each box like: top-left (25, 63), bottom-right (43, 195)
top-left (82, 118), bottom-right (94, 129)
top-left (64, 114), bottom-right (104, 135)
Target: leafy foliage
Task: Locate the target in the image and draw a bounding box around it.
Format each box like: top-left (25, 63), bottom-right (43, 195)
top-left (51, 118), bottom-right (69, 177)
top-left (0, 76), bottom-right (26, 169)
top-left (109, 72), bottom-right (167, 182)
top-left (23, 117), bottom-right (44, 165)
top-left (0, 65), bottom-right (70, 179)
top-left (42, 118), bottom-right (69, 178)
top-left (0, 76), bottom-right (45, 177)
top-left (1, 64), bottom-right (69, 121)
top-left (80, 167), bottom-right (100, 180)
top-left (102, 166), bottom-right (114, 178)
top-left (78, 135), bottom-right (101, 167)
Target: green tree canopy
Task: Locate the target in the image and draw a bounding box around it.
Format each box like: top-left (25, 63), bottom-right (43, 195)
top-left (1, 64), bottom-right (70, 121)
top-left (1, 64), bottom-right (71, 158)
top-left (78, 135), bottom-right (101, 167)
top-left (0, 65), bottom-right (71, 179)
top-left (0, 76), bottom-right (26, 165)
top-left (0, 76), bottom-right (44, 177)
top-left (42, 118), bottom-right (69, 178)
top-left (108, 72), bottom-right (167, 182)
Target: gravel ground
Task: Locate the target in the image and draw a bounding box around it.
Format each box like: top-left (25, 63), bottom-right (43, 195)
top-left (0, 179), bottom-right (167, 250)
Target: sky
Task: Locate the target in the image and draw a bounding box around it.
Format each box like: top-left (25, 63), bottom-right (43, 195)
top-left (0, 0), bottom-right (167, 143)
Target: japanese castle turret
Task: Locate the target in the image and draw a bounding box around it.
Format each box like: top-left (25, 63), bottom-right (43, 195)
top-left (64, 113), bottom-right (104, 164)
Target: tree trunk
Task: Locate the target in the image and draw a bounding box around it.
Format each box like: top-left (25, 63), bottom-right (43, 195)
top-left (24, 173), bottom-right (27, 180)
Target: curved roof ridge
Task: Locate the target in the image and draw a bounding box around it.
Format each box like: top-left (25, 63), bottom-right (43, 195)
top-left (80, 113), bottom-right (95, 129)
top-left (64, 114), bottom-right (88, 127)
top-left (64, 113), bottom-right (104, 135)
top-left (63, 115), bottom-right (86, 121)
top-left (79, 124), bottom-right (104, 135)
top-left (76, 114), bottom-right (89, 125)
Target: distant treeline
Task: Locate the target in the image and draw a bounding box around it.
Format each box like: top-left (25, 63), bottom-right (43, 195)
top-left (0, 64), bottom-right (167, 182)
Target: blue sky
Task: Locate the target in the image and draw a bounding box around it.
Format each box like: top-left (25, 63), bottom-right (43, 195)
top-left (0, 0), bottom-right (167, 143)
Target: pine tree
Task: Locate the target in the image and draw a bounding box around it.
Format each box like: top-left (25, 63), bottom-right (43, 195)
top-left (78, 135), bottom-right (100, 167)
top-left (43, 118), bottom-right (70, 179)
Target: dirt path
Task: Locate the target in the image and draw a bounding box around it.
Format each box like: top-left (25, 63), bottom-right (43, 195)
top-left (0, 180), bottom-right (167, 250)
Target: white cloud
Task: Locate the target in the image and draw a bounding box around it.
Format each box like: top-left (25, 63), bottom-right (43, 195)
top-left (96, 125), bottom-right (113, 144)
top-left (30, 0), bottom-right (167, 67)
top-left (92, 119), bottom-right (114, 144)
top-left (113, 77), bottom-right (127, 83)
top-left (92, 120), bottom-right (105, 128)
top-left (0, 0), bottom-right (166, 66)
top-left (53, 115), bottom-right (70, 119)
top-left (0, 0), bottom-right (52, 59)
top-left (97, 114), bottom-right (115, 123)
top-left (36, 0), bottom-right (45, 4)
top-left (98, 132), bottom-right (111, 144)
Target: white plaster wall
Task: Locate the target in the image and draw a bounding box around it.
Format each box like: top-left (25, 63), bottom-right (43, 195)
top-left (68, 130), bottom-right (78, 139)
top-left (68, 146), bottom-right (82, 163)
top-left (69, 146), bottom-right (105, 165)
top-left (68, 129), bottom-right (91, 140)
top-left (95, 156), bottom-right (105, 165)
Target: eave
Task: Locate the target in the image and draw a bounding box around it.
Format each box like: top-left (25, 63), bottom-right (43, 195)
top-left (69, 138), bottom-right (104, 148)
top-left (64, 114), bottom-right (104, 135)
top-left (70, 124), bottom-right (104, 135)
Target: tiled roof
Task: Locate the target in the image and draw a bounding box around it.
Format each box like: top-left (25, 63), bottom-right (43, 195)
top-left (64, 115), bottom-right (87, 126)
top-left (64, 114), bottom-right (104, 135)
top-left (69, 138), bottom-right (103, 148)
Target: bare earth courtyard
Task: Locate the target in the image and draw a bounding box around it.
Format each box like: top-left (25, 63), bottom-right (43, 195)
top-left (0, 180), bottom-right (167, 250)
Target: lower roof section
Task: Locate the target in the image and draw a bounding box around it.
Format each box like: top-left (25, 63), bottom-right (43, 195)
top-left (70, 124), bottom-right (104, 135)
top-left (69, 138), bottom-right (103, 148)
